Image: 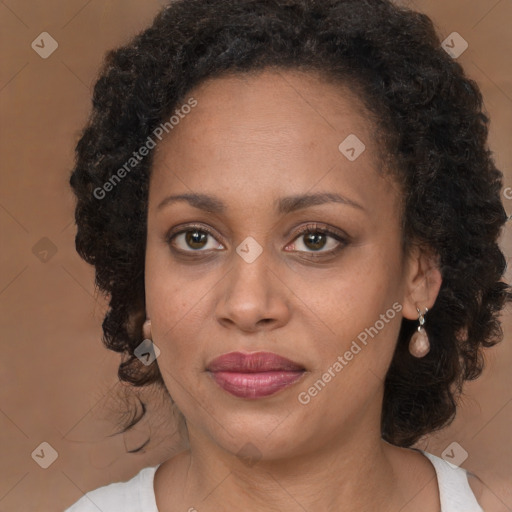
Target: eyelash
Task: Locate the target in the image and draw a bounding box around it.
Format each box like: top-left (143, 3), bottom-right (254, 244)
top-left (287, 224), bottom-right (348, 255)
top-left (165, 222), bottom-right (348, 258)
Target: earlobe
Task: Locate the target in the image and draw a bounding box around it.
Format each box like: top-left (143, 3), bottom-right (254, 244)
top-left (143, 319), bottom-right (152, 340)
top-left (401, 245), bottom-right (443, 321)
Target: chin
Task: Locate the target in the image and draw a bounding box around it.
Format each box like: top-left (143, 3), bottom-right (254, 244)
top-left (203, 410), bottom-right (309, 460)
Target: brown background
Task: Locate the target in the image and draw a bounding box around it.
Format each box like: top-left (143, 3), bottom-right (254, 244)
top-left (0, 1), bottom-right (511, 510)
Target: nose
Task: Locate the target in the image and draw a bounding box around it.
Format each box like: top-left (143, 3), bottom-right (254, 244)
top-left (215, 252), bottom-right (291, 333)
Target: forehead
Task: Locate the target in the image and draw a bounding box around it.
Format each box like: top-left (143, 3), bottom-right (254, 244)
top-left (154, 69), bottom-right (374, 156)
top-left (149, 68), bottom-right (397, 216)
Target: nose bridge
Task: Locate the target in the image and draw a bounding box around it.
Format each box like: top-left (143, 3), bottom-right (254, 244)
top-left (228, 246), bottom-right (272, 309)
top-left (216, 242), bottom-right (289, 331)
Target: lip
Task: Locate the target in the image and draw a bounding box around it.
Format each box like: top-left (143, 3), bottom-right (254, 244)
top-left (207, 351), bottom-right (305, 372)
top-left (207, 351), bottom-right (306, 399)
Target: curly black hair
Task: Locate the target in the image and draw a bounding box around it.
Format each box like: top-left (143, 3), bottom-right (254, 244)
top-left (70, 0), bottom-right (512, 448)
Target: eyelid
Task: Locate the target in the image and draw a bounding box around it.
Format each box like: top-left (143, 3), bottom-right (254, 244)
top-left (165, 223), bottom-right (225, 251)
top-left (291, 222), bottom-right (349, 241)
top-left (166, 222), bottom-right (220, 240)
top-left (285, 223), bottom-right (349, 254)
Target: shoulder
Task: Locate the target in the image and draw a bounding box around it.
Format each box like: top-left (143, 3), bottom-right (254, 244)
top-left (466, 472), bottom-right (509, 511)
top-left (419, 450), bottom-right (485, 512)
top-left (64, 465), bottom-right (160, 512)
top-left (467, 473), bottom-right (485, 502)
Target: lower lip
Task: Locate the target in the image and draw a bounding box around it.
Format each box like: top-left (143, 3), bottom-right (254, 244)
top-left (208, 370), bottom-right (305, 399)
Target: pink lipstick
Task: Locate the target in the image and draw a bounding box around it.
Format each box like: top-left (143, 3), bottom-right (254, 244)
top-left (207, 351), bottom-right (305, 399)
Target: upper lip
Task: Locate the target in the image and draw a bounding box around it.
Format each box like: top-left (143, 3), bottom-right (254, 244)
top-left (207, 351), bottom-right (305, 372)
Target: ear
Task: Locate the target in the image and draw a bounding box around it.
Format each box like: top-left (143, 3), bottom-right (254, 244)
top-left (401, 244), bottom-right (443, 321)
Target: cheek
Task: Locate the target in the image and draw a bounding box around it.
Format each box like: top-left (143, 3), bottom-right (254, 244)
top-left (296, 252), bottom-right (399, 330)
top-left (293, 251), bottom-right (403, 376)
top-left (145, 254), bottom-right (216, 368)
top-left (149, 282), bottom-right (203, 348)
top-left (145, 241), bottom-right (205, 322)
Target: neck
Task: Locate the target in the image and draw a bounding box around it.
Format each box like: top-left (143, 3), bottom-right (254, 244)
top-left (174, 427), bottom-right (399, 511)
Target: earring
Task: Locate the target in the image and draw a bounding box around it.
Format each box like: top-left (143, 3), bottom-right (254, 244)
top-left (409, 307), bottom-right (430, 358)
top-left (142, 319), bottom-right (152, 340)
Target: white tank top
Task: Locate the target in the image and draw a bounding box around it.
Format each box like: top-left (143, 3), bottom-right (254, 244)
top-left (65, 450), bottom-right (484, 511)
top-left (420, 450), bottom-right (484, 511)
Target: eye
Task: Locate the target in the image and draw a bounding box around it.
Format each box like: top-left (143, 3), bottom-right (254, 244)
top-left (167, 225), bottom-right (224, 252)
top-left (285, 224), bottom-right (347, 254)
top-left (166, 223), bottom-right (348, 257)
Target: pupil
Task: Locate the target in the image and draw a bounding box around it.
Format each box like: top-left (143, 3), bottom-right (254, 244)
top-left (305, 232), bottom-right (325, 250)
top-left (186, 230), bottom-right (207, 249)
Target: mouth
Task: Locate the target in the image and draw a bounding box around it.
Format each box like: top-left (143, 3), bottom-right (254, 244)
top-left (206, 351), bottom-right (306, 399)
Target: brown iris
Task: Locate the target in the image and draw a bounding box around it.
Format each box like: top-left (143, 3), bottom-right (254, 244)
top-left (303, 232), bottom-right (327, 251)
top-left (185, 230), bottom-right (208, 249)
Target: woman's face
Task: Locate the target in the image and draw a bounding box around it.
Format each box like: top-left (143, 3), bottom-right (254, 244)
top-left (145, 69), bottom-right (430, 460)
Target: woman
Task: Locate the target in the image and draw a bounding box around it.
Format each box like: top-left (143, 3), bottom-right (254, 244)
top-left (65, 0), bottom-right (511, 510)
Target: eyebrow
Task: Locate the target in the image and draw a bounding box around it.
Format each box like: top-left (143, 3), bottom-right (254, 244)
top-left (157, 192), bottom-right (365, 214)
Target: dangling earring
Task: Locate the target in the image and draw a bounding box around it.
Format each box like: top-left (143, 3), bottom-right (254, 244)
top-left (409, 307), bottom-right (430, 358)
top-left (142, 319), bottom-right (152, 340)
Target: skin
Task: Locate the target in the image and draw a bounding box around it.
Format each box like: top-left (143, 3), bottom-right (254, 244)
top-left (145, 69), bottom-right (445, 511)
